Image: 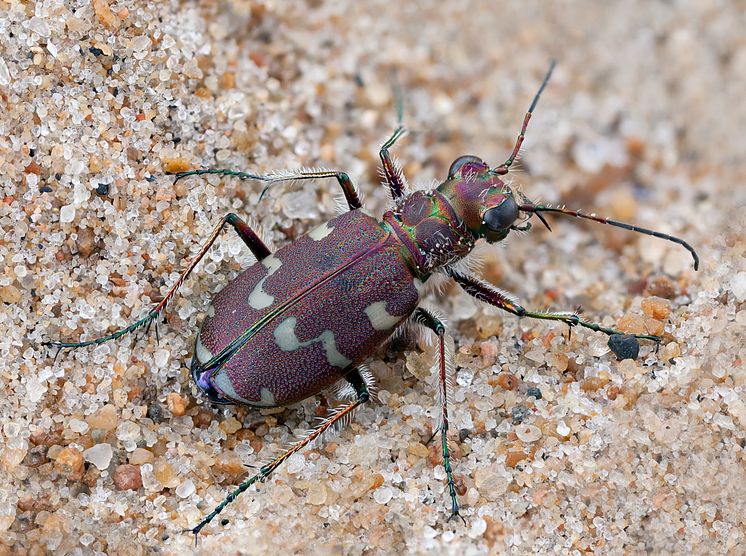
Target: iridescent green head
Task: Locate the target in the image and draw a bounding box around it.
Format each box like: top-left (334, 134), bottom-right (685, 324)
top-left (437, 155), bottom-right (521, 244)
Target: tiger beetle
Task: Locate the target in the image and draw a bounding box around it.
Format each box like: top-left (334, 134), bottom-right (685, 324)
top-left (45, 61), bottom-right (699, 538)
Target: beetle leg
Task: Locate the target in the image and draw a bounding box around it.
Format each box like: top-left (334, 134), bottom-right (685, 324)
top-left (190, 368), bottom-right (370, 538)
top-left (379, 126), bottom-right (408, 203)
top-left (379, 79), bottom-right (409, 202)
top-left (411, 308), bottom-right (465, 524)
top-left (449, 271), bottom-right (662, 343)
top-left (173, 168), bottom-right (363, 211)
top-left (43, 213), bottom-right (270, 351)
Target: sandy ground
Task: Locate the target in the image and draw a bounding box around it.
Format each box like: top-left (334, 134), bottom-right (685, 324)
top-left (1, 1), bottom-right (745, 554)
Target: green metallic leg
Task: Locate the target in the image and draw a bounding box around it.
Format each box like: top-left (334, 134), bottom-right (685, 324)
top-left (44, 213), bottom-right (270, 352)
top-left (173, 168), bottom-right (362, 211)
top-left (412, 308), bottom-right (465, 523)
top-left (449, 271), bottom-right (661, 343)
top-left (190, 368), bottom-right (370, 539)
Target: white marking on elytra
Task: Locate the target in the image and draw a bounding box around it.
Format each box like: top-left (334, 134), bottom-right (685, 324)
top-left (212, 371), bottom-right (253, 405)
top-left (248, 255), bottom-right (282, 310)
top-left (212, 372), bottom-right (277, 407)
top-left (308, 221), bottom-right (334, 241)
top-left (195, 336), bottom-right (213, 364)
top-left (260, 388), bottom-right (276, 406)
top-left (274, 317), bottom-right (352, 368)
top-left (364, 301), bottom-right (402, 331)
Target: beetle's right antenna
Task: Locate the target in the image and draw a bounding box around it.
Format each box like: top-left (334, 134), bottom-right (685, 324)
top-left (519, 202), bottom-right (700, 270)
top-left (494, 60), bottom-right (556, 175)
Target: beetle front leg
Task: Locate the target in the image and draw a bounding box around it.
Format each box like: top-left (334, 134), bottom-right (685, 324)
top-left (379, 80), bottom-right (409, 202)
top-left (173, 167), bottom-right (363, 211)
top-left (411, 308), bottom-right (465, 523)
top-left (190, 368), bottom-right (370, 538)
top-left (379, 126), bottom-right (408, 203)
top-left (44, 213), bottom-right (271, 351)
top-left (449, 271), bottom-right (661, 343)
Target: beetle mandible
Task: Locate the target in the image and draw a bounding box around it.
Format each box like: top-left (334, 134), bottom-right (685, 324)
top-left (46, 61), bottom-right (699, 536)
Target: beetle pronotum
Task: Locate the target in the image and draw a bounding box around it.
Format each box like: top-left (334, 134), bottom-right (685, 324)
top-left (46, 62), bottom-right (698, 537)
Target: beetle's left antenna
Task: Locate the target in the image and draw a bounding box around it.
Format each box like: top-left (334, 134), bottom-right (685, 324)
top-left (494, 60), bottom-right (556, 176)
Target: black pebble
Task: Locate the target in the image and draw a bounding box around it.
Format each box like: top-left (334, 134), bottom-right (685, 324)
top-left (608, 334), bottom-right (640, 360)
top-left (96, 182), bottom-right (110, 196)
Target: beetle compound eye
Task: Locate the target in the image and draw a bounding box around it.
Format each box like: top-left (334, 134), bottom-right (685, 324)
top-left (448, 155), bottom-right (487, 178)
top-left (483, 197), bottom-right (519, 230)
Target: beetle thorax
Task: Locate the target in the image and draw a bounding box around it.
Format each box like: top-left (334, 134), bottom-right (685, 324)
top-left (384, 190), bottom-right (476, 275)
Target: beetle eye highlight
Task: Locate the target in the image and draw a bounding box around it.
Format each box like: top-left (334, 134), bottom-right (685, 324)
top-left (483, 197), bottom-right (519, 230)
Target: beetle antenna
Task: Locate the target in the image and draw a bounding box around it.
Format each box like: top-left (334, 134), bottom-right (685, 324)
top-left (520, 203), bottom-right (699, 270)
top-left (494, 60), bottom-right (556, 176)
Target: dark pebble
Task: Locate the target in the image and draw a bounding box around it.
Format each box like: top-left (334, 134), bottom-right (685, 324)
top-left (96, 182), bottom-right (110, 196)
top-left (511, 405), bottom-right (530, 425)
top-left (526, 387), bottom-right (542, 400)
top-left (608, 334), bottom-right (640, 360)
top-left (146, 403), bottom-right (163, 422)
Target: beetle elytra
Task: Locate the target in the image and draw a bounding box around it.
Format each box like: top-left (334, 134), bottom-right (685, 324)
top-left (46, 61), bottom-right (699, 536)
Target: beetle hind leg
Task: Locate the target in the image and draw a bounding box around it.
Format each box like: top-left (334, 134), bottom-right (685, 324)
top-left (44, 213), bottom-right (271, 353)
top-left (190, 368), bottom-right (370, 537)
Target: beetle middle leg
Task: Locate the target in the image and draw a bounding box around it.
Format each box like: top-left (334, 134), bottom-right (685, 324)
top-left (190, 368), bottom-right (370, 538)
top-left (411, 307), bottom-right (465, 523)
top-left (173, 168), bottom-right (363, 211)
top-left (44, 213), bottom-right (271, 351)
top-left (449, 271), bottom-right (662, 343)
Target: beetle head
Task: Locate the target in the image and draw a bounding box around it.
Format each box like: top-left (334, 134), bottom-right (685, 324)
top-left (438, 155), bottom-right (522, 244)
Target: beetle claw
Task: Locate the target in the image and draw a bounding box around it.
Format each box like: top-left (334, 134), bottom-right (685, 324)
top-left (447, 508), bottom-right (467, 525)
top-left (425, 428), bottom-right (438, 446)
top-left (51, 345), bottom-right (64, 364)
